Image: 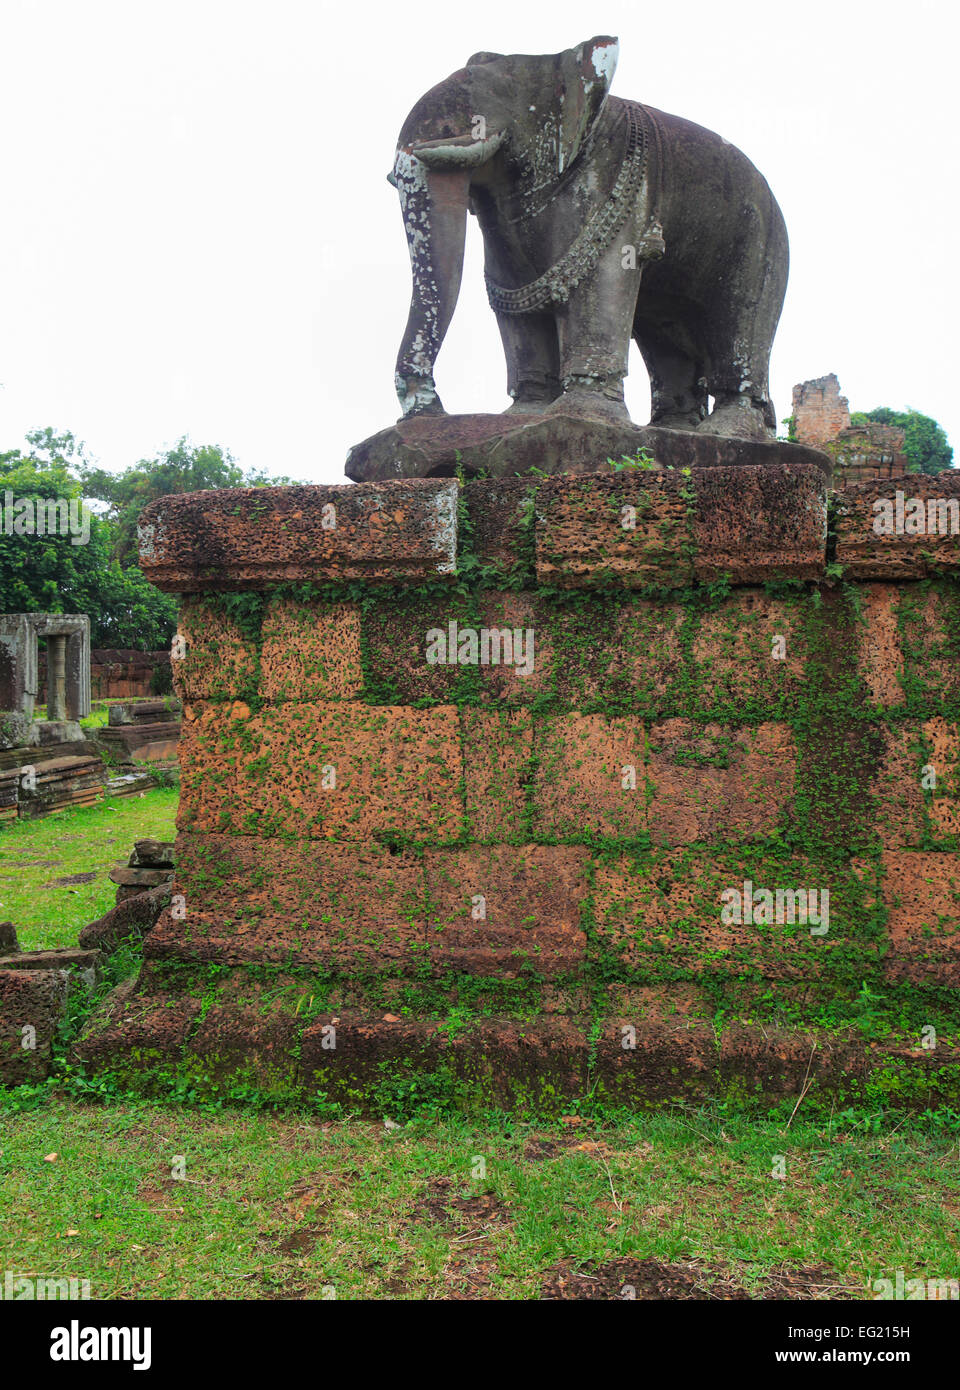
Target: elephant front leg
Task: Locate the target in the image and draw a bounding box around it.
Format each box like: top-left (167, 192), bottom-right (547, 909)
top-left (495, 310), bottom-right (561, 413)
top-left (550, 242), bottom-right (642, 424)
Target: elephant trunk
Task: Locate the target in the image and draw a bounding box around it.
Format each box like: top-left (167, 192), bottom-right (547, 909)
top-left (394, 152), bottom-right (471, 417)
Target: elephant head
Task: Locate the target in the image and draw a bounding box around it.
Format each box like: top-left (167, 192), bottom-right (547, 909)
top-left (391, 36), bottom-right (619, 417)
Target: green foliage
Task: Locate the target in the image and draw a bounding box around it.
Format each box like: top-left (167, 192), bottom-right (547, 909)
top-left (149, 660), bottom-right (174, 695)
top-left (850, 406), bottom-right (954, 475)
top-left (0, 429), bottom-right (178, 647)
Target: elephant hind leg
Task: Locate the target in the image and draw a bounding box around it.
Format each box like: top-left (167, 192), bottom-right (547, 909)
top-left (634, 323), bottom-right (707, 431)
top-left (495, 310), bottom-right (562, 413)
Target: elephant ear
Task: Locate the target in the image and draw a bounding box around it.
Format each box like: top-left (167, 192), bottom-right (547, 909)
top-left (556, 35), bottom-right (619, 174)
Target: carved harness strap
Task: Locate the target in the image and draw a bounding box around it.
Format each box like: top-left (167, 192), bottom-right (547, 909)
top-left (485, 102), bottom-right (664, 315)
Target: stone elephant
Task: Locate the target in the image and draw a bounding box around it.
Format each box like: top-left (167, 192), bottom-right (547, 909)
top-left (391, 36), bottom-right (788, 439)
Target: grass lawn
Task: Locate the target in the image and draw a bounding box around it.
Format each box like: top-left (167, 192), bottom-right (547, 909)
top-left (0, 789), bottom-right (178, 951)
top-left (1, 1098), bottom-right (958, 1300)
top-left (1, 786), bottom-right (958, 1302)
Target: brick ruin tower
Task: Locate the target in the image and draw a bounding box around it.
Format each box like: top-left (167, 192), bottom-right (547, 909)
top-left (792, 374), bottom-right (910, 485)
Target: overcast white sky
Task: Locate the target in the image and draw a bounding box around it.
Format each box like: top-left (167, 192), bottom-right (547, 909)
top-left (1, 0), bottom-right (957, 482)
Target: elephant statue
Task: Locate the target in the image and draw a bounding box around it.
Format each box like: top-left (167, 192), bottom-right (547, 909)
top-left (391, 36), bottom-right (788, 440)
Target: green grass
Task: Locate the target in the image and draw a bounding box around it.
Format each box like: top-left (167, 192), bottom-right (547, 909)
top-left (0, 789), bottom-right (178, 951)
top-left (79, 704), bottom-right (110, 731)
top-left (0, 1099), bottom-right (957, 1299)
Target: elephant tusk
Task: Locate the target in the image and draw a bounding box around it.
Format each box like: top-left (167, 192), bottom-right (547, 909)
top-left (410, 129), bottom-right (506, 171)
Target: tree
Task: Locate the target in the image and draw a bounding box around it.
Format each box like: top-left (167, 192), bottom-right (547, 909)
top-left (81, 438), bottom-right (299, 567)
top-left (0, 430), bottom-right (178, 648)
top-left (850, 407), bottom-right (954, 475)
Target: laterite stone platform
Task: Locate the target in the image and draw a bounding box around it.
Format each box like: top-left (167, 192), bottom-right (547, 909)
top-left (73, 462), bottom-right (960, 1113)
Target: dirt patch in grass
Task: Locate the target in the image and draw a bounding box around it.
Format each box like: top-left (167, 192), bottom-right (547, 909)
top-left (541, 1258), bottom-right (750, 1300)
top-left (540, 1258), bottom-right (858, 1301)
top-left (408, 1176), bottom-right (510, 1230)
top-left (261, 1226), bottom-right (325, 1256)
top-left (522, 1133), bottom-right (590, 1161)
top-left (45, 872), bottom-right (99, 887)
top-left (136, 1179), bottom-right (186, 1217)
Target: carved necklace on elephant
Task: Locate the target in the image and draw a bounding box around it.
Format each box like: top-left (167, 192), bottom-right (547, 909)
top-left (485, 101), bottom-right (665, 315)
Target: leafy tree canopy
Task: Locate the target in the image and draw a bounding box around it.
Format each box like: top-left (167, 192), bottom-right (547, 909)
top-left (0, 428), bottom-right (177, 648)
top-left (849, 407), bottom-right (954, 475)
top-left (2, 431), bottom-right (299, 650)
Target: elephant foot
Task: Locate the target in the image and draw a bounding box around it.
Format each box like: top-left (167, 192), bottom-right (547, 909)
top-left (395, 373), bottom-right (446, 420)
top-left (548, 376), bottom-right (632, 425)
top-left (698, 394), bottom-right (773, 441)
top-left (504, 385), bottom-right (561, 416)
top-left (651, 410), bottom-right (705, 432)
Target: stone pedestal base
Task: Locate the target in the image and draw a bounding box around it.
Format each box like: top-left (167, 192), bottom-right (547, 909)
top-left (345, 411), bottom-right (833, 482)
top-left (58, 464), bottom-right (960, 1114)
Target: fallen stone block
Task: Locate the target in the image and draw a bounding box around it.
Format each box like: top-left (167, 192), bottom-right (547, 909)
top-left (78, 881), bottom-right (172, 954)
top-left (0, 948), bottom-right (102, 993)
top-left (0, 968), bottom-right (68, 1084)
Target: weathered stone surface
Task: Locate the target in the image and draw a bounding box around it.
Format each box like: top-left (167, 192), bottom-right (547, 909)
top-left (109, 866), bottom-right (172, 888)
top-left (535, 471), bottom-right (695, 589)
top-left (0, 967), bottom-right (68, 1083)
top-left (345, 412), bottom-right (830, 482)
top-left (177, 700), bottom-right (463, 842)
top-left (533, 713), bottom-right (647, 839)
top-left (592, 850), bottom-right (847, 980)
top-left (549, 598), bottom-right (686, 711)
top-left (717, 1024), bottom-right (828, 1094)
top-left (464, 476), bottom-right (534, 576)
top-left (188, 998), bottom-right (301, 1095)
top-left (138, 480), bottom-right (458, 591)
top-left (692, 465), bottom-right (827, 583)
top-left (534, 465), bottom-right (827, 588)
top-left (448, 1015), bottom-right (590, 1108)
top-left (423, 845), bottom-right (589, 976)
top-left (870, 724), bottom-right (928, 849)
top-left (475, 592), bottom-right (553, 702)
top-left (72, 982), bottom-right (200, 1081)
top-left (867, 721), bottom-right (959, 850)
top-left (881, 851), bottom-right (960, 984)
top-left (131, 839), bottom-right (176, 867)
top-left (17, 754), bottom-right (104, 818)
top-left (259, 599), bottom-right (363, 702)
top-left (644, 720), bottom-right (796, 845)
top-left (301, 1013), bottom-right (443, 1098)
top-left (855, 585), bottom-right (905, 706)
top-left (0, 922), bottom-right (18, 953)
top-left (461, 708), bottom-right (532, 841)
top-left (896, 586), bottom-right (960, 705)
top-left (78, 881), bottom-right (172, 954)
top-left (690, 590), bottom-right (807, 713)
top-left (835, 474), bottom-right (960, 579)
top-left (362, 591), bottom-right (476, 704)
top-left (145, 835), bottom-right (427, 969)
top-left (925, 718), bottom-right (960, 840)
top-left (0, 948), bottom-right (101, 980)
top-left (173, 597), bottom-right (259, 702)
top-left (593, 985), bottom-right (715, 1101)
